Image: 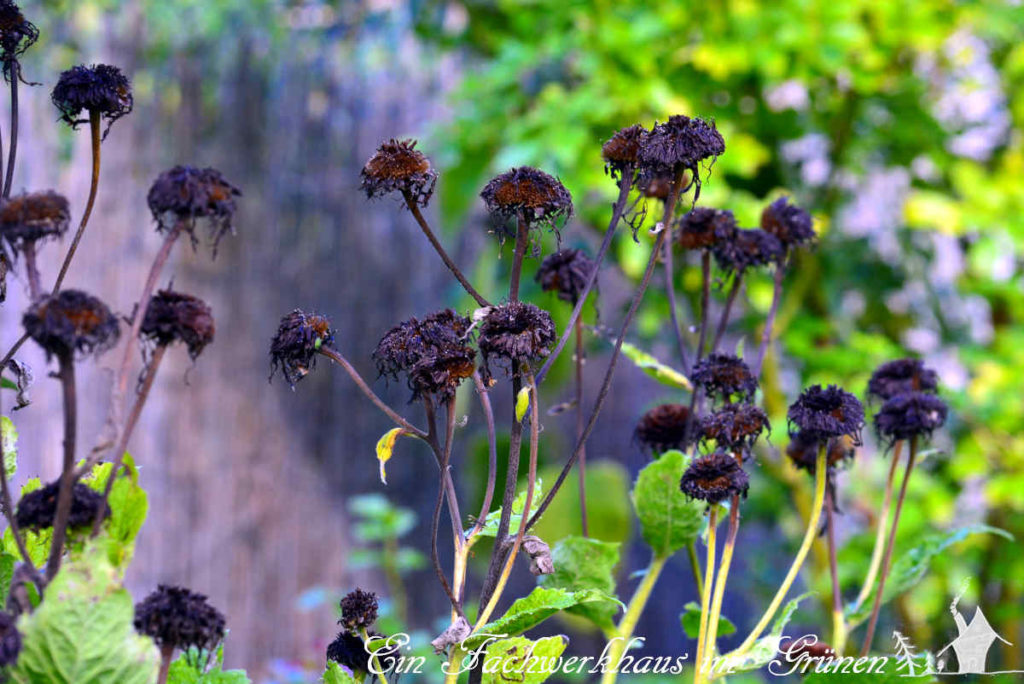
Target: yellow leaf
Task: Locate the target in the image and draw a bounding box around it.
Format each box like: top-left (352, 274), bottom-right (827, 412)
top-left (375, 428), bottom-right (406, 484)
top-left (515, 387), bottom-right (531, 422)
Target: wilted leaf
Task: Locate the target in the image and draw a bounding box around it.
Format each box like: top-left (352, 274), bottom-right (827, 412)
top-left (375, 428), bottom-right (407, 485)
top-left (481, 635), bottom-right (568, 684)
top-left (516, 386), bottom-right (531, 422)
top-left (632, 451), bottom-right (705, 558)
top-left (539, 536), bottom-right (621, 633)
top-left (617, 340), bottom-right (692, 390)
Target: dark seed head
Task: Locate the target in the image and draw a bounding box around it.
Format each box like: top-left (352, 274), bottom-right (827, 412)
top-left (140, 290), bottom-right (215, 360)
top-left (269, 310), bottom-right (334, 387)
top-left (633, 403), bottom-right (694, 454)
top-left (0, 611), bottom-right (20, 667)
top-left (0, 0), bottom-right (36, 74)
top-left (14, 480), bottom-right (109, 531)
top-left (867, 358), bottom-right (939, 401)
top-left (535, 248), bottom-right (596, 305)
top-left (133, 585), bottom-right (226, 653)
top-left (691, 354), bottom-right (757, 403)
top-left (601, 124), bottom-right (647, 179)
top-left (700, 403), bottom-right (770, 451)
top-left (680, 452), bottom-right (749, 506)
top-left (787, 385), bottom-right (865, 446)
top-left (761, 197), bottom-right (815, 252)
top-left (147, 166), bottom-right (241, 255)
top-left (374, 309), bottom-right (474, 402)
top-left (327, 631), bottom-right (371, 675)
top-left (676, 207), bottom-right (736, 251)
top-left (477, 302), bottom-right (556, 382)
top-left (874, 391), bottom-right (948, 445)
top-left (786, 431), bottom-right (856, 473)
top-left (0, 191), bottom-right (71, 253)
top-left (638, 115), bottom-right (725, 176)
top-left (51, 64), bottom-right (132, 137)
top-left (360, 138), bottom-right (437, 208)
top-left (480, 167), bottom-right (573, 231)
top-left (339, 589), bottom-right (379, 632)
top-left (712, 228), bottom-right (784, 275)
top-left (23, 289), bottom-right (120, 360)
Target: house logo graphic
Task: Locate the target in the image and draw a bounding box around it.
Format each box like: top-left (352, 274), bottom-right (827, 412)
top-left (933, 580), bottom-right (1018, 676)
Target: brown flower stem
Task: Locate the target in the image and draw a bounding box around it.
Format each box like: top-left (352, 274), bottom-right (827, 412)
top-left (710, 274), bottom-right (743, 355)
top-left (0, 333), bottom-right (28, 370)
top-left (752, 263), bottom-right (786, 380)
top-left (45, 352), bottom-right (77, 580)
top-left (22, 241), bottom-right (41, 300)
top-left (693, 251), bottom-right (712, 366)
top-left (421, 398), bottom-right (463, 547)
top-left (854, 441), bottom-right (903, 611)
top-left (427, 399), bottom-right (465, 618)
top-left (663, 221), bottom-right (690, 371)
top-left (404, 196), bottom-right (490, 307)
top-left (0, 388), bottom-right (38, 575)
top-left (860, 436), bottom-right (918, 656)
top-left (536, 166), bottom-right (634, 386)
top-left (574, 315), bottom-right (589, 537)
top-left (88, 344), bottom-right (167, 536)
top-left (3, 62), bottom-right (19, 199)
top-left (156, 644), bottom-right (174, 684)
top-left (467, 372), bottom-right (497, 539)
top-left (825, 487), bottom-right (847, 653)
top-left (508, 214), bottom-right (529, 303)
top-left (52, 110), bottom-right (102, 294)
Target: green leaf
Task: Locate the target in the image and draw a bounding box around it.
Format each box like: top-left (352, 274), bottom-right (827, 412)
top-left (0, 552), bottom-right (16, 603)
top-left (167, 644), bottom-right (251, 684)
top-left (717, 593), bottom-right (810, 675)
top-left (375, 427), bottom-right (407, 485)
top-left (472, 479), bottom-right (544, 539)
top-left (1, 415), bottom-right (17, 478)
top-left (322, 661), bottom-right (360, 684)
top-left (0, 377), bottom-right (15, 391)
top-left (82, 454), bottom-right (149, 569)
top-left (617, 341), bottom-right (692, 390)
top-left (515, 386), bottom-right (531, 422)
top-left (532, 461), bottom-right (632, 545)
top-left (464, 587), bottom-right (608, 649)
top-left (7, 547), bottom-right (160, 684)
top-left (481, 635), bottom-right (568, 684)
top-left (845, 525), bottom-right (1012, 628)
top-left (538, 536), bottom-right (621, 633)
top-left (632, 451), bottom-right (705, 558)
top-left (680, 601), bottom-right (736, 639)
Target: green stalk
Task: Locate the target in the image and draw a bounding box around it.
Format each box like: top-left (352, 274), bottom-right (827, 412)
top-left (853, 440), bottom-right (902, 611)
top-left (599, 553), bottom-right (668, 684)
top-left (694, 508), bottom-right (719, 684)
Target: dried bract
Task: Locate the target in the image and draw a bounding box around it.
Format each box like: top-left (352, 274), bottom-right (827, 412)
top-left (339, 589), bottom-right (379, 632)
top-left (700, 403), bottom-right (770, 451)
top-left (374, 309), bottom-right (474, 401)
top-left (761, 197), bottom-right (814, 253)
top-left (601, 124), bottom-right (647, 179)
top-left (0, 191), bottom-right (70, 253)
top-left (638, 115), bottom-right (725, 176)
top-left (676, 207), bottom-right (736, 251)
top-left (712, 228), bottom-right (784, 275)
top-left (874, 391), bottom-right (948, 445)
top-left (691, 354), bottom-right (757, 402)
top-left (867, 358), bottom-right (938, 401)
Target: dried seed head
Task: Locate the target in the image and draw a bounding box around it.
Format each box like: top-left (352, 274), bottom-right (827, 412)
top-left (601, 124), bottom-right (647, 178)
top-left (0, 191), bottom-right (71, 253)
top-left (867, 358), bottom-right (938, 401)
top-left (0, 0), bottom-right (36, 76)
top-left (0, 611), bottom-right (20, 667)
top-left (480, 167), bottom-right (573, 231)
top-left (147, 166), bottom-right (241, 255)
top-left (676, 207), bottom-right (736, 251)
top-left (51, 64), bottom-right (132, 137)
top-left (23, 289), bottom-right (120, 360)
top-left (874, 391), bottom-right (948, 445)
top-left (638, 115), bottom-right (725, 176)
top-left (140, 290), bottom-right (215, 360)
top-left (761, 197), bottom-right (814, 252)
top-left (374, 309), bottom-right (475, 402)
top-left (690, 354), bottom-right (757, 403)
top-left (269, 310), bottom-right (334, 387)
top-left (712, 228), bottom-right (784, 275)
top-left (787, 385), bottom-right (865, 446)
top-left (535, 248), bottom-right (596, 304)
top-left (477, 302), bottom-right (556, 381)
top-left (133, 585), bottom-right (226, 653)
top-left (700, 403), bottom-right (770, 451)
top-left (786, 431), bottom-right (856, 473)
top-left (633, 403), bottom-right (694, 454)
top-left (14, 480), bottom-right (109, 530)
top-left (680, 451), bottom-right (749, 506)
top-left (339, 589), bottom-right (379, 632)
top-left (327, 631), bottom-right (371, 675)
top-left (360, 138), bottom-right (437, 207)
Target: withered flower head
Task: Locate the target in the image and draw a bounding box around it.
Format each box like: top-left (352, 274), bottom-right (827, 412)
top-left (480, 167), bottom-right (573, 230)
top-left (327, 631), bottom-right (371, 675)
top-left (0, 610), bottom-right (20, 667)
top-left (601, 124), bottom-right (647, 179)
top-left (23, 289), bottom-right (120, 360)
top-left (680, 452), bottom-right (749, 506)
top-left (14, 480), bottom-right (109, 530)
top-left (676, 207), bottom-right (736, 251)
top-left (700, 403), bottom-right (770, 451)
top-left (874, 391), bottom-right (948, 445)
top-left (269, 310), bottom-right (334, 387)
top-left (691, 354), bottom-right (757, 402)
top-left (786, 430), bottom-right (856, 473)
top-left (373, 309), bottom-right (474, 402)
top-left (867, 358), bottom-right (938, 401)
top-left (339, 589), bottom-right (378, 632)
top-left (147, 166), bottom-right (241, 254)
top-left (0, 191), bottom-right (71, 253)
top-left (712, 228), bottom-right (784, 274)
top-left (360, 138), bottom-right (437, 207)
top-left (638, 115), bottom-right (725, 176)
top-left (0, 0), bottom-right (37, 66)
top-left (133, 585), bottom-right (226, 653)
top-left (633, 403), bottom-right (694, 454)
top-left (535, 248), bottom-right (596, 304)
top-left (51, 64), bottom-right (132, 137)
top-left (761, 197), bottom-right (814, 252)
top-left (787, 385), bottom-right (865, 446)
top-left (140, 290), bottom-right (215, 360)
top-left (477, 302), bottom-right (556, 381)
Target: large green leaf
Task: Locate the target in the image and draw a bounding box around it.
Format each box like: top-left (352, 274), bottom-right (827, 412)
top-left (1, 415), bottom-right (16, 478)
top-left (472, 480), bottom-right (544, 539)
top-left (845, 525), bottom-right (1012, 628)
top-left (632, 451), bottom-right (705, 558)
top-left (538, 536), bottom-right (621, 633)
top-left (716, 593), bottom-right (810, 676)
top-left (7, 547), bottom-right (160, 684)
top-left (167, 645), bottom-right (251, 684)
top-left (82, 454), bottom-right (149, 569)
top-left (532, 461), bottom-right (632, 545)
top-left (680, 601), bottom-right (735, 639)
top-left (481, 635), bottom-right (568, 684)
top-left (465, 587), bottom-right (608, 649)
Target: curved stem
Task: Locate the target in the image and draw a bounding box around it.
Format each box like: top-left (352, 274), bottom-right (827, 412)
top-left (695, 508), bottom-right (719, 684)
top-left (404, 196), bottom-right (490, 307)
top-left (45, 353), bottom-right (77, 580)
top-left (425, 400), bottom-right (465, 619)
top-left (0, 333), bottom-right (28, 370)
top-left (360, 627), bottom-right (390, 684)
top-left (3, 63), bottom-right (18, 199)
top-left (860, 436), bottom-right (918, 656)
top-left (574, 316), bottom-right (589, 537)
top-left (52, 111), bottom-right (102, 294)
top-left (853, 441), bottom-right (903, 611)
top-left (599, 554), bottom-right (668, 684)
top-left (710, 274), bottom-right (743, 355)
top-left (468, 373), bottom-right (497, 539)
top-left (704, 498), bottom-right (740, 679)
top-left (752, 264), bottom-right (786, 380)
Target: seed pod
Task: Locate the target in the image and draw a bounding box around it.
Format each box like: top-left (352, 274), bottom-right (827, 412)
top-left (327, 631), bottom-right (372, 675)
top-left (476, 302), bottom-right (556, 382)
top-left (874, 391), bottom-right (948, 445)
top-left (0, 191), bottom-right (71, 255)
top-left (700, 403), bottom-right (770, 451)
top-left (535, 248), bottom-right (596, 305)
top-left (712, 228), bottom-right (784, 275)
top-left (676, 207), bottom-right (736, 251)
top-left (760, 197), bottom-right (815, 252)
top-left (601, 124), bottom-right (647, 179)
top-left (867, 358), bottom-right (938, 401)
top-left (339, 589), bottom-right (379, 632)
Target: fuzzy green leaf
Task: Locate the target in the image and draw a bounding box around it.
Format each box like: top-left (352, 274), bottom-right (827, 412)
top-left (1, 415), bottom-right (17, 478)
top-left (632, 451), bottom-right (705, 559)
top-left (538, 536), bottom-right (621, 633)
top-left (464, 587), bottom-right (608, 649)
top-left (481, 635), bottom-right (568, 684)
top-left (680, 601), bottom-right (736, 639)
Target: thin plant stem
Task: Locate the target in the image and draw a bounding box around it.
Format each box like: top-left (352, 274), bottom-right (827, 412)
top-left (599, 553), bottom-right (668, 684)
top-left (574, 315), bottom-right (589, 537)
top-left (687, 541), bottom-right (705, 600)
top-left (404, 196), bottom-right (490, 307)
top-left (0, 390), bottom-right (37, 574)
top-left (22, 241), bottom-right (41, 300)
top-left (508, 214), bottom-right (529, 302)
top-left (853, 440), bottom-right (903, 611)
top-left (3, 62), bottom-right (18, 199)
top-left (710, 274), bottom-right (743, 355)
top-left (860, 436), bottom-right (918, 656)
top-left (693, 251), bottom-right (711, 367)
top-left (359, 627), bottom-right (390, 684)
top-left (663, 222), bottom-right (690, 371)
top-left (752, 263), bottom-right (786, 380)
top-left (825, 487), bottom-right (847, 653)
top-left (0, 333), bottom-right (28, 370)
top-left (730, 445), bottom-right (827, 659)
top-left (423, 398), bottom-right (464, 547)
top-left (156, 644), bottom-right (174, 684)
top-left (52, 111), bottom-right (102, 294)
top-left (425, 400), bottom-right (465, 619)
top-left (704, 497), bottom-right (741, 680)
top-left (695, 508), bottom-right (719, 684)
top-left (45, 353), bottom-right (77, 580)
top-left (467, 372), bottom-right (498, 539)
